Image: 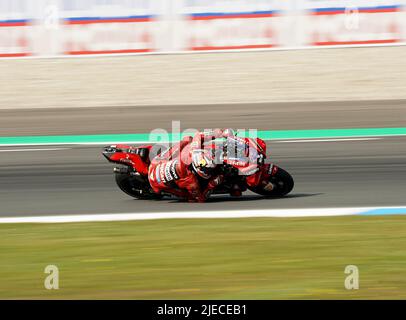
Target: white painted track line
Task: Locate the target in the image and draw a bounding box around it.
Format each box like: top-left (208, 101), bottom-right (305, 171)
top-left (0, 207), bottom-right (392, 224)
top-left (275, 138), bottom-right (381, 143)
top-left (0, 137), bottom-right (387, 148)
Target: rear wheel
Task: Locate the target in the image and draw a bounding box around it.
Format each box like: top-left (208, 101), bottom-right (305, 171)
top-left (115, 171), bottom-right (162, 200)
top-left (249, 167), bottom-right (294, 197)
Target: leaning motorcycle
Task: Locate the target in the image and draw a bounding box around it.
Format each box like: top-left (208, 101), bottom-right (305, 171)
top-left (102, 137), bottom-right (294, 200)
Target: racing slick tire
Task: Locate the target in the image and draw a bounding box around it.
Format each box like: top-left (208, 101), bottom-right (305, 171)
top-left (249, 167), bottom-right (294, 197)
top-left (115, 172), bottom-right (162, 200)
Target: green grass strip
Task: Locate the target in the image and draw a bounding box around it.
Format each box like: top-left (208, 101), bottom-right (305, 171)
top-left (1, 216), bottom-right (406, 299)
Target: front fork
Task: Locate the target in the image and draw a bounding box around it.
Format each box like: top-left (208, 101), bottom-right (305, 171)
top-left (262, 163), bottom-right (280, 191)
top-left (268, 163), bottom-right (279, 176)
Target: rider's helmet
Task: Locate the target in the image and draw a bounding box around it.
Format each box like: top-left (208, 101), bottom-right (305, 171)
top-left (191, 149), bottom-right (216, 179)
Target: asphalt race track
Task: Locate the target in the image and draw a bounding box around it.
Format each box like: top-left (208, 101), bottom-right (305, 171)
top-left (0, 137), bottom-right (405, 217)
top-left (0, 100), bottom-right (405, 217)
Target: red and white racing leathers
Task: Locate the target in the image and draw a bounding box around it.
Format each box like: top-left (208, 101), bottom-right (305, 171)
top-left (147, 130), bottom-right (273, 202)
top-left (148, 131), bottom-right (224, 202)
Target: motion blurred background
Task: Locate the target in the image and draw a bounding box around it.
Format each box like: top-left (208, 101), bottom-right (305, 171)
top-left (2, 0), bottom-right (406, 56)
top-left (1, 0), bottom-right (406, 109)
top-left (0, 0), bottom-right (406, 299)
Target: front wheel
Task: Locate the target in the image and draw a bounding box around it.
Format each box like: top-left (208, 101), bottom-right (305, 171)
top-left (249, 167), bottom-right (294, 197)
top-left (115, 172), bottom-right (162, 200)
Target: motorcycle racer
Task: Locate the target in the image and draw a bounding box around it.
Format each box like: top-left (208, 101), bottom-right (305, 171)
top-left (148, 128), bottom-right (277, 202)
top-left (103, 128), bottom-right (293, 201)
top-left (147, 129), bottom-right (229, 202)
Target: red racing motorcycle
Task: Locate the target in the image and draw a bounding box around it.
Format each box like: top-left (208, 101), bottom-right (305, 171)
top-left (102, 137), bottom-right (294, 200)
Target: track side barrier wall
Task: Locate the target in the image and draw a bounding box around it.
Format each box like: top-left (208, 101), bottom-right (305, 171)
top-left (0, 0), bottom-right (405, 58)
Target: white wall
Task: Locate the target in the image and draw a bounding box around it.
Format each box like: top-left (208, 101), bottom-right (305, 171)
top-left (0, 0), bottom-right (405, 57)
